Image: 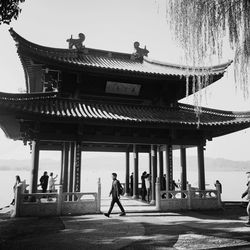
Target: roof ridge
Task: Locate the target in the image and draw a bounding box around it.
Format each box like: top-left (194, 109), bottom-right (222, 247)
top-left (10, 28), bottom-right (232, 71)
top-left (9, 28), bottom-right (134, 60)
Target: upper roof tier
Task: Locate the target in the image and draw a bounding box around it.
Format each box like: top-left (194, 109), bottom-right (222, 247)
top-left (10, 28), bottom-right (232, 77)
top-left (10, 29), bottom-right (231, 103)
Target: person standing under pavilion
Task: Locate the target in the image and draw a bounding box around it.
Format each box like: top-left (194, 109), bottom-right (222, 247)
top-left (242, 171), bottom-right (250, 226)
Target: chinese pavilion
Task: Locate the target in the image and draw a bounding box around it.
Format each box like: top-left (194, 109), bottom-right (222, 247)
top-left (2, 28), bottom-right (250, 213)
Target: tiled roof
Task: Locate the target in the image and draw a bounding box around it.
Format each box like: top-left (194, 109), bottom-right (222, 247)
top-left (0, 92), bottom-right (250, 127)
top-left (9, 28), bottom-right (232, 77)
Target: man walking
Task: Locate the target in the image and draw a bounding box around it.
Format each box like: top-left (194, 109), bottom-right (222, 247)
top-left (104, 173), bottom-right (126, 217)
top-left (40, 171), bottom-right (49, 193)
top-left (242, 171), bottom-right (250, 226)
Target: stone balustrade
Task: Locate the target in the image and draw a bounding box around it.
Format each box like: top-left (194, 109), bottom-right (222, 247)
top-left (156, 179), bottom-right (222, 211)
top-left (12, 178), bottom-right (101, 217)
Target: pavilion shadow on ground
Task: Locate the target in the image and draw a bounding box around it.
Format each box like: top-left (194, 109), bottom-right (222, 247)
top-left (1, 205), bottom-right (250, 250)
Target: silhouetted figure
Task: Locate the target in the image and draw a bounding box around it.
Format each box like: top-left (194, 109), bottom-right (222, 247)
top-left (215, 180), bottom-right (222, 194)
top-left (130, 172), bottom-right (134, 196)
top-left (104, 173), bottom-right (125, 218)
top-left (11, 175), bottom-right (21, 205)
top-left (48, 172), bottom-right (58, 192)
top-left (242, 172), bottom-right (250, 226)
top-left (40, 171), bottom-right (49, 193)
top-left (171, 180), bottom-right (178, 190)
top-left (141, 171), bottom-right (147, 201)
top-left (145, 174), bottom-right (151, 202)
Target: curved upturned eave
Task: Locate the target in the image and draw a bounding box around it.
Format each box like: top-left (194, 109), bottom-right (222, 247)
top-left (9, 28), bottom-right (232, 78)
top-left (0, 91), bottom-right (250, 140)
top-left (1, 91), bottom-right (250, 125)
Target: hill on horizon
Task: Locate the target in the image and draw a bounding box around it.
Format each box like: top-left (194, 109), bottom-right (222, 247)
top-left (0, 155), bottom-right (249, 173)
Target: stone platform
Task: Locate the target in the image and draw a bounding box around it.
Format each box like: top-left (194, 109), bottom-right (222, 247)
top-left (1, 203), bottom-right (250, 249)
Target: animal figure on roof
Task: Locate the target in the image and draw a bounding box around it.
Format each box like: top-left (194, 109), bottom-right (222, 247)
top-left (66, 33), bottom-right (85, 50)
top-left (133, 41), bottom-right (149, 58)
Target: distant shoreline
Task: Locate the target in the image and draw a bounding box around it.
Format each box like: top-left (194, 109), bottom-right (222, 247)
top-left (0, 156), bottom-right (249, 173)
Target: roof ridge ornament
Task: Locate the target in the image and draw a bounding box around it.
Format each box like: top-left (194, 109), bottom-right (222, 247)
top-left (66, 33), bottom-right (85, 50)
top-left (131, 41), bottom-right (149, 60)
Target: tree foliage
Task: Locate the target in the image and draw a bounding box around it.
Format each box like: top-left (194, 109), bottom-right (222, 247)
top-left (166, 0), bottom-right (250, 100)
top-left (0, 0), bottom-right (25, 25)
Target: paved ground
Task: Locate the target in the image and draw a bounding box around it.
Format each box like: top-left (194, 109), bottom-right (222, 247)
top-left (101, 196), bottom-right (156, 213)
top-left (0, 201), bottom-right (250, 250)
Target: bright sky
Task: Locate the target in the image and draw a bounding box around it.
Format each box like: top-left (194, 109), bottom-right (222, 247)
top-left (0, 0), bottom-right (250, 161)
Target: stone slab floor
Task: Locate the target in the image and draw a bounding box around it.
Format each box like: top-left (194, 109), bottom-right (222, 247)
top-left (0, 205), bottom-right (250, 250)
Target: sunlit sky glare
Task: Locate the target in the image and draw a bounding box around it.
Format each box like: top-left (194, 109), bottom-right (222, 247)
top-left (0, 0), bottom-right (250, 161)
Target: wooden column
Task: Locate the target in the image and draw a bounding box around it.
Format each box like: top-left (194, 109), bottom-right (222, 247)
top-left (197, 145), bottom-right (205, 190)
top-left (149, 151), bottom-right (152, 177)
top-left (62, 143), bottom-right (69, 192)
top-left (125, 149), bottom-right (130, 196)
top-left (68, 142), bottom-right (75, 193)
top-left (158, 147), bottom-right (164, 190)
top-left (74, 142), bottom-right (82, 192)
top-left (180, 147), bottom-right (187, 191)
top-left (165, 145), bottom-right (173, 192)
top-left (132, 144), bottom-right (139, 199)
top-left (180, 147), bottom-right (187, 198)
top-left (150, 145), bottom-right (157, 204)
top-left (60, 149), bottom-right (64, 185)
top-left (30, 140), bottom-right (40, 193)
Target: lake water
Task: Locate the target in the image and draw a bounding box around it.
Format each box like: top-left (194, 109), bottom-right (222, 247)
top-left (0, 169), bottom-right (247, 208)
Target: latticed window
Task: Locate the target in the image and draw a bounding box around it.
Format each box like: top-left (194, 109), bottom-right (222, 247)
top-left (42, 68), bottom-right (61, 92)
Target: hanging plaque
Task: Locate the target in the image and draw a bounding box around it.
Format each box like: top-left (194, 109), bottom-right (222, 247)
top-left (105, 81), bottom-right (141, 96)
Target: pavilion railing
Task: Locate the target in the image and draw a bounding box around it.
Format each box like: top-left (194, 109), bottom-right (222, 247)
top-left (156, 179), bottom-right (222, 211)
top-left (12, 178), bottom-right (101, 217)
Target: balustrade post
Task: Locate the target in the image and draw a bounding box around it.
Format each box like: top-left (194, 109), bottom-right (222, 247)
top-left (155, 177), bottom-right (161, 211)
top-left (216, 183), bottom-right (222, 208)
top-left (57, 185), bottom-right (63, 216)
top-left (97, 178), bottom-right (101, 213)
top-left (187, 184), bottom-right (192, 210)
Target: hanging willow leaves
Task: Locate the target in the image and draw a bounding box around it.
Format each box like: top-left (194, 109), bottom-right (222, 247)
top-left (165, 0), bottom-right (250, 113)
top-left (0, 0), bottom-right (25, 25)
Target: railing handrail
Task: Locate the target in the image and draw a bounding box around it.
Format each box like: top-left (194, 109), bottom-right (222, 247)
top-left (20, 192), bottom-right (58, 196)
top-left (63, 192), bottom-right (97, 195)
top-left (160, 190), bottom-right (188, 193)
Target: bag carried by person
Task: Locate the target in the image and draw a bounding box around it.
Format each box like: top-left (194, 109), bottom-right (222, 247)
top-left (118, 181), bottom-right (125, 196)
